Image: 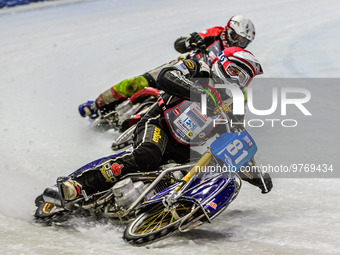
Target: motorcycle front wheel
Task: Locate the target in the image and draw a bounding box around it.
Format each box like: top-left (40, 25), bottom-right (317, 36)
top-left (123, 201), bottom-right (195, 245)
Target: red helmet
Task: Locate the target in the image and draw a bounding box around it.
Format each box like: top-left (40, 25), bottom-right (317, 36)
top-left (211, 47), bottom-right (263, 88)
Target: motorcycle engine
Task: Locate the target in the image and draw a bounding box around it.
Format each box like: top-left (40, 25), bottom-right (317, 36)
top-left (111, 169), bottom-right (184, 210)
top-left (112, 178), bottom-right (152, 209)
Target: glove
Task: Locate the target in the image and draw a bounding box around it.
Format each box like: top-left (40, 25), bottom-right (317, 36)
top-left (261, 173), bottom-right (273, 194)
top-left (198, 60), bottom-right (210, 77)
top-left (189, 32), bottom-right (206, 50)
top-left (239, 167), bottom-right (273, 194)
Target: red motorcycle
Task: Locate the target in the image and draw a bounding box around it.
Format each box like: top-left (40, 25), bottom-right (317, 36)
top-left (88, 87), bottom-right (161, 150)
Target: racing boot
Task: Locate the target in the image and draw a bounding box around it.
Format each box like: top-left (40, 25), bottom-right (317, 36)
top-left (60, 180), bottom-right (82, 201)
top-left (95, 76), bottom-right (151, 109)
top-left (78, 101), bottom-right (98, 118)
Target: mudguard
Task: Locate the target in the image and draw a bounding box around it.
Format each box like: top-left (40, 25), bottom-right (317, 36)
top-left (68, 150), bottom-right (128, 177)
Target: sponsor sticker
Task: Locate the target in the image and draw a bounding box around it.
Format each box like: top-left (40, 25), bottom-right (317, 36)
top-left (174, 62), bottom-right (189, 74)
top-left (206, 201), bottom-right (217, 210)
top-left (184, 60), bottom-right (195, 70)
top-left (173, 107), bottom-right (181, 116)
top-left (187, 131), bottom-right (194, 138)
top-left (243, 135), bottom-right (253, 147)
top-left (224, 155), bottom-right (233, 166)
top-left (198, 132), bottom-right (205, 138)
top-left (176, 128), bottom-right (185, 137)
top-left (152, 127), bottom-right (162, 143)
top-left (111, 163), bottom-right (123, 176)
top-left (100, 162), bottom-right (122, 182)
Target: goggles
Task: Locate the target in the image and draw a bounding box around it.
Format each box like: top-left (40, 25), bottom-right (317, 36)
top-left (230, 30), bottom-right (251, 48)
top-left (212, 61), bottom-right (251, 88)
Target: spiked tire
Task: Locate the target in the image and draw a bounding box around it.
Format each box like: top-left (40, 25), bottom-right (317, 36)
top-left (123, 202), bottom-right (194, 245)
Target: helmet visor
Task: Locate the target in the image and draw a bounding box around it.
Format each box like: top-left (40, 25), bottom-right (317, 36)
top-left (226, 63), bottom-right (251, 87)
top-left (212, 62), bottom-right (251, 88)
top-left (230, 30), bottom-right (251, 48)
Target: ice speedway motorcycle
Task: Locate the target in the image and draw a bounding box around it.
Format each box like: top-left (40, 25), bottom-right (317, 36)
top-left (35, 107), bottom-right (269, 245)
top-left (85, 87), bottom-right (161, 150)
top-left (83, 50), bottom-right (217, 151)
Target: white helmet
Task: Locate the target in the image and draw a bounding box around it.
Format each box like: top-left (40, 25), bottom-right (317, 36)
top-left (224, 15), bottom-right (255, 48)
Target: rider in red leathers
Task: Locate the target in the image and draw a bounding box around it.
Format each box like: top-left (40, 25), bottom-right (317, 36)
top-left (78, 15), bottom-right (256, 119)
top-left (174, 15), bottom-right (255, 58)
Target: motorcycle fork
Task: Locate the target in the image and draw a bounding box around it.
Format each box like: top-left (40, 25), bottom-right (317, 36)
top-left (175, 152), bottom-right (213, 193)
top-left (162, 152), bottom-right (213, 211)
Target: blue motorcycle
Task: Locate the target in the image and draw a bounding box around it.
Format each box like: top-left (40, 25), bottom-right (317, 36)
top-left (35, 83), bottom-right (268, 244)
top-left (35, 126), bottom-right (266, 245)
top-left (123, 129), bottom-right (262, 245)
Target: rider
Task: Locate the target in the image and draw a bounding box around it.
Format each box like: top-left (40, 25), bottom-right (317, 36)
top-left (174, 15), bottom-right (255, 57)
top-left (78, 15), bottom-right (256, 118)
top-left (62, 47), bottom-right (272, 201)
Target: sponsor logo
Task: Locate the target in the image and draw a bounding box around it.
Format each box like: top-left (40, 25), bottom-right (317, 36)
top-left (176, 128), bottom-right (185, 137)
top-left (173, 107), bottom-right (181, 116)
top-left (245, 24), bottom-right (250, 34)
top-left (184, 116), bottom-right (198, 130)
top-left (152, 127), bottom-right (162, 143)
top-left (111, 163), bottom-right (123, 176)
top-left (100, 162), bottom-right (122, 182)
top-left (206, 201), bottom-right (217, 210)
top-left (187, 131), bottom-right (194, 138)
top-left (100, 167), bottom-right (111, 182)
top-left (198, 132), bottom-right (205, 138)
top-left (195, 52), bottom-right (202, 59)
top-left (224, 155), bottom-right (233, 166)
top-left (192, 107), bottom-right (207, 122)
top-left (179, 63), bottom-right (188, 72)
top-left (243, 135), bottom-right (253, 147)
top-left (174, 62), bottom-right (189, 74)
top-left (184, 60), bottom-right (195, 70)
top-left (218, 52), bottom-right (227, 63)
top-left (214, 105), bottom-right (231, 115)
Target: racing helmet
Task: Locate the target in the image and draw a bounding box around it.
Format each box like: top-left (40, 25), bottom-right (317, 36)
top-left (211, 47), bottom-right (263, 88)
top-left (224, 15), bottom-right (255, 48)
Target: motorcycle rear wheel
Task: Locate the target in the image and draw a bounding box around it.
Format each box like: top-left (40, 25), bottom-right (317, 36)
top-left (34, 196), bottom-right (69, 223)
top-left (111, 124), bottom-right (135, 150)
top-left (123, 201), bottom-right (195, 245)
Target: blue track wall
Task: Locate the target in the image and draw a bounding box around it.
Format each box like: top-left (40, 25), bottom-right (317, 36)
top-left (0, 0), bottom-right (48, 8)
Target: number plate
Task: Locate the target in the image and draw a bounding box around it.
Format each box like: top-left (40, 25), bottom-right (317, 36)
top-left (210, 131), bottom-right (257, 171)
